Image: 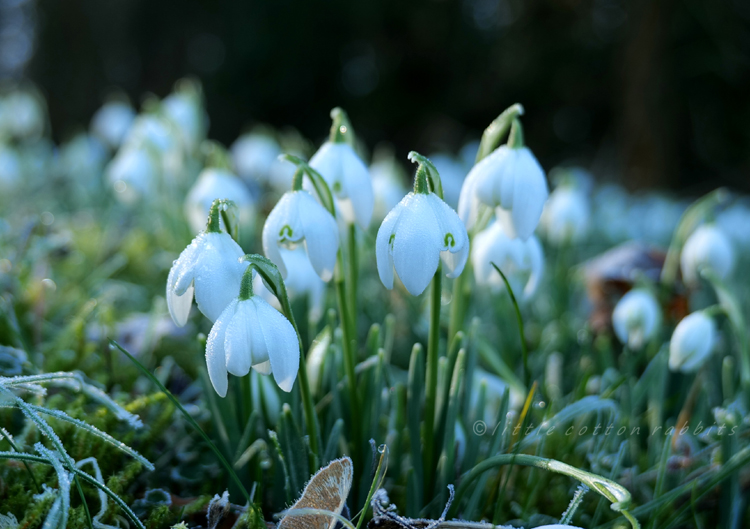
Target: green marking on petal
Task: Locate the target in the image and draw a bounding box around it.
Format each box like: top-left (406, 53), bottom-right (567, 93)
top-left (333, 181), bottom-right (342, 194)
top-left (444, 233), bottom-right (455, 248)
top-left (279, 225), bottom-right (293, 239)
top-left (389, 233), bottom-right (396, 248)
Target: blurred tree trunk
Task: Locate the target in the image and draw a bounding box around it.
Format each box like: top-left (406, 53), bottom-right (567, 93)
top-left (617, 0), bottom-right (674, 190)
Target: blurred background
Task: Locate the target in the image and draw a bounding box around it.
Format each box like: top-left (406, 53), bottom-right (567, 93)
top-left (4, 0), bottom-right (750, 192)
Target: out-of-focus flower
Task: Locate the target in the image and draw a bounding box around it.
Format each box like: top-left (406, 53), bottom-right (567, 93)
top-left (254, 246), bottom-right (326, 323)
top-left (612, 288), bottom-right (660, 350)
top-left (167, 203), bottom-right (249, 325)
top-left (669, 311), bottom-right (716, 373)
top-left (106, 146), bottom-right (158, 204)
top-left (231, 132), bottom-right (281, 184)
top-left (162, 87), bottom-right (208, 152)
top-left (471, 219), bottom-right (543, 299)
top-left (309, 140), bottom-right (373, 229)
top-left (0, 145), bottom-right (22, 189)
top-left (125, 114), bottom-right (185, 180)
top-left (376, 156), bottom-right (468, 296)
top-left (429, 152), bottom-right (466, 209)
top-left (592, 184), bottom-right (630, 243)
top-left (263, 190), bottom-right (339, 282)
top-left (458, 143), bottom-right (548, 240)
top-left (540, 185), bottom-right (590, 245)
top-left (205, 271), bottom-right (299, 396)
top-left (59, 133), bottom-right (107, 187)
top-left (680, 224), bottom-right (735, 285)
top-left (184, 167), bottom-right (255, 234)
top-left (369, 153), bottom-right (407, 222)
top-left (1, 88), bottom-right (45, 140)
top-left (90, 100), bottom-right (135, 150)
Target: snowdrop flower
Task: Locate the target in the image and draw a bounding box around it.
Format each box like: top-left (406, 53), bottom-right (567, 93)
top-left (430, 152), bottom-right (466, 209)
top-left (308, 108), bottom-right (373, 229)
top-left (541, 185), bottom-right (590, 245)
top-left (458, 119), bottom-right (548, 239)
top-left (376, 152), bottom-right (469, 296)
top-left (471, 219), bottom-right (543, 299)
top-left (612, 288), bottom-right (661, 350)
top-left (59, 133), bottom-right (107, 186)
top-left (263, 179), bottom-right (339, 282)
top-left (717, 201), bottom-right (750, 248)
top-left (106, 146), bottom-right (158, 204)
top-left (185, 167), bottom-right (255, 234)
top-left (231, 131), bottom-right (282, 184)
top-left (369, 152), bottom-right (407, 222)
top-left (90, 100), bottom-right (135, 150)
top-left (669, 311), bottom-right (716, 373)
top-left (680, 224), bottom-right (735, 285)
top-left (254, 246), bottom-right (326, 323)
top-left (206, 265), bottom-right (299, 396)
top-left (162, 84), bottom-right (208, 151)
top-left (167, 200), bottom-right (249, 326)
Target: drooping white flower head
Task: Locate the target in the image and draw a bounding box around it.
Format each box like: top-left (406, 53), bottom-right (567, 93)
top-left (471, 219), bottom-right (543, 299)
top-left (376, 153), bottom-right (469, 296)
top-left (185, 167), bottom-right (255, 234)
top-left (680, 224), bottom-right (735, 285)
top-left (231, 132), bottom-right (282, 184)
top-left (167, 201), bottom-right (249, 326)
top-left (309, 142), bottom-right (373, 229)
top-left (59, 133), bottom-right (108, 187)
top-left (369, 153), bottom-right (408, 222)
top-left (458, 118), bottom-right (548, 239)
top-left (540, 185), bottom-right (590, 245)
top-left (307, 108), bottom-right (374, 229)
top-left (106, 146), bottom-right (159, 204)
top-left (90, 100), bottom-right (135, 150)
top-left (717, 201), bottom-right (750, 248)
top-left (263, 189), bottom-right (339, 282)
top-left (254, 246), bottom-right (326, 323)
top-left (612, 288), bottom-right (661, 350)
top-left (669, 310), bottom-right (716, 373)
top-left (206, 268), bottom-right (299, 396)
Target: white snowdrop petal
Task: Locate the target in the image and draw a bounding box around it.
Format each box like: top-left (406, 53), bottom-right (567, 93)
top-left (340, 147), bottom-right (374, 229)
top-left (392, 195), bottom-right (441, 296)
top-left (224, 301), bottom-right (257, 377)
top-left (524, 236), bottom-right (544, 298)
top-left (375, 203), bottom-right (403, 290)
top-left (192, 232), bottom-right (248, 322)
top-left (509, 149), bottom-right (548, 241)
top-left (297, 192), bottom-right (339, 282)
top-left (669, 311), bottom-right (716, 373)
top-left (167, 285), bottom-right (194, 327)
top-left (457, 169), bottom-right (480, 228)
top-left (254, 298), bottom-right (300, 392)
top-left (442, 242), bottom-right (469, 279)
top-left (205, 300), bottom-right (237, 398)
top-left (253, 360), bottom-right (272, 375)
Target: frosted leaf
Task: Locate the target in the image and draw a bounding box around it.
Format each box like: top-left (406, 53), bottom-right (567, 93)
top-left (0, 512), bottom-right (19, 529)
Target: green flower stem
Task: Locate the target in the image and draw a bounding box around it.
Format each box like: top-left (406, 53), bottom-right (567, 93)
top-left (347, 223), bottom-right (359, 336)
top-left (206, 199), bottom-right (223, 233)
top-left (238, 265), bottom-right (254, 301)
top-left (335, 251), bottom-right (361, 473)
top-left (475, 103), bottom-right (525, 162)
top-left (492, 263), bottom-right (529, 387)
top-left (291, 168), bottom-right (305, 191)
top-left (423, 264), bottom-right (442, 496)
top-left (508, 118), bottom-right (525, 149)
top-left (329, 107), bottom-right (353, 144)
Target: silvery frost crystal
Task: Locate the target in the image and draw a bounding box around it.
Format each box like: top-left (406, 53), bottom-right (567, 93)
top-left (376, 154), bottom-right (469, 296)
top-left (680, 224), bottom-right (735, 286)
top-left (308, 108), bottom-right (374, 229)
top-left (167, 202), bottom-right (249, 326)
top-left (669, 310), bottom-right (717, 373)
top-left (612, 288), bottom-right (661, 350)
top-left (262, 190), bottom-right (339, 282)
top-left (458, 133), bottom-right (548, 240)
top-left (471, 219), bottom-right (543, 299)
